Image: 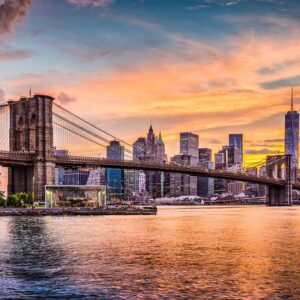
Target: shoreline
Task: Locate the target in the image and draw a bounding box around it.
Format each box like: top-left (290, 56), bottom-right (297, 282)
top-left (0, 206), bottom-right (157, 217)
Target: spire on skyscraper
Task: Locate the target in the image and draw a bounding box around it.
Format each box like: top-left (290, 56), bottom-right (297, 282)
top-left (291, 86), bottom-right (294, 112)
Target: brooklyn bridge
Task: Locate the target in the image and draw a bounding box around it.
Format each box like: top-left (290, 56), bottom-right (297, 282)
top-left (0, 94), bottom-right (297, 206)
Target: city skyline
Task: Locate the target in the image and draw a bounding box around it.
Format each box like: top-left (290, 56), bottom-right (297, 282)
top-left (1, 0), bottom-right (300, 165)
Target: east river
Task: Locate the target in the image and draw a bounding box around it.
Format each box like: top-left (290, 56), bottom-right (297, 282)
top-left (0, 206), bottom-right (300, 299)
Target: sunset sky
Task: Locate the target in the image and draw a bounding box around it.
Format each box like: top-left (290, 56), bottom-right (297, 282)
top-left (1, 0), bottom-right (300, 165)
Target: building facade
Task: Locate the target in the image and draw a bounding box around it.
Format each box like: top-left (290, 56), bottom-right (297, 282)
top-left (229, 134), bottom-right (244, 168)
top-left (180, 132), bottom-right (199, 158)
top-left (106, 141), bottom-right (125, 199)
top-left (285, 100), bottom-right (299, 171)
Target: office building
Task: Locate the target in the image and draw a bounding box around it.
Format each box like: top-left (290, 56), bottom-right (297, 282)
top-left (180, 132), bottom-right (199, 158)
top-left (198, 161), bottom-right (214, 197)
top-left (285, 88), bottom-right (299, 171)
top-left (229, 134), bottom-right (244, 168)
top-left (170, 154), bottom-right (198, 196)
top-left (106, 141), bottom-right (125, 199)
top-left (199, 148), bottom-right (212, 162)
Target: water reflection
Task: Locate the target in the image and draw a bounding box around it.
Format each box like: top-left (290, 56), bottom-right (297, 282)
top-left (0, 207), bottom-right (299, 299)
top-left (4, 217), bottom-right (79, 298)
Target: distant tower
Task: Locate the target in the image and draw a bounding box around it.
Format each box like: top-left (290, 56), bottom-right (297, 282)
top-left (156, 132), bottom-right (167, 163)
top-left (146, 124), bottom-right (156, 160)
top-left (285, 87), bottom-right (299, 171)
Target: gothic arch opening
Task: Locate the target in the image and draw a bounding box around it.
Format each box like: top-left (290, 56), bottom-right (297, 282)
top-left (16, 115), bottom-right (24, 151)
top-left (280, 163), bottom-right (286, 180)
top-left (29, 113), bottom-right (36, 151)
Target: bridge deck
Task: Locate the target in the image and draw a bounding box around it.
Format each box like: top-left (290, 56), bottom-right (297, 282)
top-left (0, 150), bottom-right (295, 188)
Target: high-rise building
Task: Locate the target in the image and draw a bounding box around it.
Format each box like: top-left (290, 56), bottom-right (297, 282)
top-left (285, 88), bottom-right (299, 171)
top-left (198, 161), bottom-right (214, 197)
top-left (133, 126), bottom-right (167, 198)
top-left (106, 141), bottom-right (125, 199)
top-left (199, 148), bottom-right (212, 162)
top-left (229, 134), bottom-right (244, 168)
top-left (156, 132), bottom-right (167, 163)
top-left (170, 154), bottom-right (198, 196)
top-left (215, 152), bottom-right (225, 170)
top-left (180, 132), bottom-right (199, 158)
top-left (133, 138), bottom-right (146, 160)
top-left (146, 124), bottom-right (156, 160)
top-left (222, 145), bottom-right (238, 167)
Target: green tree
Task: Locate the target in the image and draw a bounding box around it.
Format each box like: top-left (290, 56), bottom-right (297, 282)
top-left (7, 194), bottom-right (22, 208)
top-left (0, 191), bottom-right (6, 207)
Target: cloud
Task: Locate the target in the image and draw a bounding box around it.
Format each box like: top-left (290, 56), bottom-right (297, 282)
top-left (57, 92), bottom-right (77, 104)
top-left (246, 148), bottom-right (282, 155)
top-left (0, 0), bottom-right (32, 35)
top-left (66, 0), bottom-right (113, 8)
top-left (261, 75), bottom-right (300, 90)
top-left (0, 47), bottom-right (35, 62)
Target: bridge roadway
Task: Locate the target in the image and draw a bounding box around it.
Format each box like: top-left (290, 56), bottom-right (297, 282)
top-left (0, 150), bottom-right (299, 189)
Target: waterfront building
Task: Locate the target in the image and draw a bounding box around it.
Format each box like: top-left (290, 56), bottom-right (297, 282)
top-left (63, 169), bottom-right (90, 185)
top-left (229, 134), bottom-right (244, 168)
top-left (54, 149), bottom-right (69, 185)
top-left (170, 154), bottom-right (198, 196)
top-left (199, 148), bottom-right (212, 162)
top-left (86, 168), bottom-right (106, 186)
top-left (180, 132), bottom-right (199, 158)
top-left (198, 161), bottom-right (214, 197)
top-left (285, 88), bottom-right (299, 172)
top-left (106, 141), bottom-right (125, 199)
top-left (227, 181), bottom-right (245, 195)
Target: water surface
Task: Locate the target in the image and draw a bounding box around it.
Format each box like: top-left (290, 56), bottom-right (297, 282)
top-left (0, 206), bottom-right (300, 299)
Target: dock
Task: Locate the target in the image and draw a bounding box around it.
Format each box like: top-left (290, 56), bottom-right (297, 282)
top-left (0, 206), bottom-right (157, 217)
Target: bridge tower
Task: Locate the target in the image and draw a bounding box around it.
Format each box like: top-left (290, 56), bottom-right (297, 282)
top-left (7, 95), bottom-right (55, 203)
top-left (266, 154), bottom-right (292, 206)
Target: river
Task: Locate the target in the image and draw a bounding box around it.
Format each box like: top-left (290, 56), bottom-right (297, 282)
top-left (0, 206), bottom-right (299, 299)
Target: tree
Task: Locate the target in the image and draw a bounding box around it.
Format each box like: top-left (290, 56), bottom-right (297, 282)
top-left (0, 191), bottom-right (6, 207)
top-left (7, 194), bottom-right (22, 208)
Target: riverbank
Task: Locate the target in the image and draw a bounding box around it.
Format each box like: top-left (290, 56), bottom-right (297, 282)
top-left (0, 206), bottom-right (157, 216)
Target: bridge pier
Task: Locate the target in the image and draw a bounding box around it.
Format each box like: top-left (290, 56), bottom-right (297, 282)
top-left (8, 95), bottom-right (55, 204)
top-left (267, 184), bottom-right (292, 206)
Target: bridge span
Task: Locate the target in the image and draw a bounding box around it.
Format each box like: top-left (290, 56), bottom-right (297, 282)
top-left (0, 94), bottom-right (295, 206)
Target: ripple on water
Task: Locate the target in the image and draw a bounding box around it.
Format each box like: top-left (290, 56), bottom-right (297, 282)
top-left (0, 206), bottom-right (299, 299)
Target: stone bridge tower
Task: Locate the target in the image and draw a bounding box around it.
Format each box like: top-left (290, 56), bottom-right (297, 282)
top-left (7, 95), bottom-right (55, 203)
top-left (266, 154), bottom-right (292, 206)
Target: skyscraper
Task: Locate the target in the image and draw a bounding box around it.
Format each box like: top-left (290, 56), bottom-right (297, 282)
top-left (106, 141), bottom-right (125, 199)
top-left (180, 132), bottom-right (199, 158)
top-left (285, 87), bottom-right (299, 170)
top-left (156, 132), bottom-right (167, 163)
top-left (229, 134), bottom-right (244, 167)
top-left (133, 138), bottom-right (146, 160)
top-left (146, 124), bottom-right (156, 160)
top-left (198, 148), bottom-right (212, 162)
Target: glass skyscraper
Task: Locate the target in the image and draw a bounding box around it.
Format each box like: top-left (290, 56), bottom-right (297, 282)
top-left (285, 95), bottom-right (299, 170)
top-left (229, 134), bottom-right (244, 167)
top-left (180, 132), bottom-right (199, 158)
top-left (106, 141), bottom-right (125, 199)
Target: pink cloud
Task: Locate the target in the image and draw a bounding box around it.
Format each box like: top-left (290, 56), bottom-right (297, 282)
top-left (0, 48), bottom-right (35, 62)
top-left (0, 0), bottom-right (32, 35)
